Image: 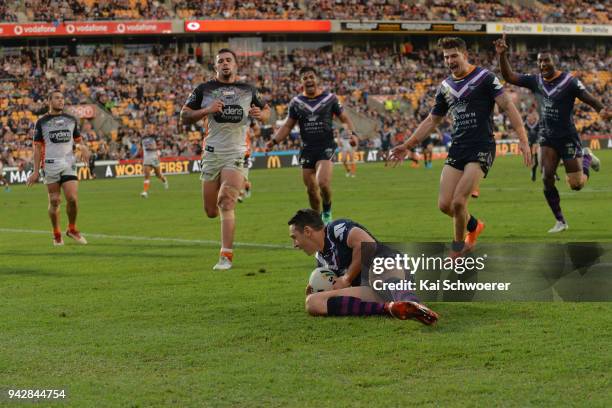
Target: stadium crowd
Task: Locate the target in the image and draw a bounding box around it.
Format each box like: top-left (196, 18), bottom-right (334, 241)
top-left (5, 0), bottom-right (610, 24)
top-left (1, 43), bottom-right (610, 167)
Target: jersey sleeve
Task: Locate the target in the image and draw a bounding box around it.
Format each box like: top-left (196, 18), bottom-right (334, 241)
top-left (33, 119), bottom-right (44, 143)
top-left (515, 74), bottom-right (537, 91)
top-left (571, 76), bottom-right (588, 98)
top-left (288, 98), bottom-right (299, 120)
top-left (328, 219), bottom-right (355, 248)
top-left (431, 84), bottom-right (449, 117)
top-left (486, 72), bottom-right (505, 98)
top-left (185, 85), bottom-right (204, 110)
top-left (331, 94), bottom-right (343, 117)
top-left (251, 86), bottom-right (265, 108)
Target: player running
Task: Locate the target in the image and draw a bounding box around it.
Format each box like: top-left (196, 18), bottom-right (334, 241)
top-left (495, 34), bottom-right (609, 233)
top-left (337, 125), bottom-right (358, 177)
top-left (26, 90), bottom-right (90, 246)
top-left (180, 48), bottom-right (270, 270)
top-left (390, 37), bottom-right (531, 256)
top-left (140, 124), bottom-right (168, 198)
top-left (288, 208), bottom-right (439, 325)
top-left (267, 67), bottom-right (357, 224)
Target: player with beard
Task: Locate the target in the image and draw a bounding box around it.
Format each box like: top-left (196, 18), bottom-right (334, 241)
top-left (26, 90), bottom-right (90, 246)
top-left (181, 49), bottom-right (270, 270)
top-left (267, 67), bottom-right (357, 224)
top-left (495, 34), bottom-right (609, 233)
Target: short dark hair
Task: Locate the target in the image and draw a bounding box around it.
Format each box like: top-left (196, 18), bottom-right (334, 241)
top-left (216, 48), bottom-right (237, 62)
top-left (48, 89), bottom-right (63, 100)
top-left (299, 66), bottom-right (317, 77)
top-left (288, 209), bottom-right (324, 231)
top-left (437, 37), bottom-right (467, 52)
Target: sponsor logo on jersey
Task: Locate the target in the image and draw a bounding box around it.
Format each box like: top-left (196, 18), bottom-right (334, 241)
top-left (214, 104), bottom-right (244, 123)
top-left (48, 130), bottom-right (72, 143)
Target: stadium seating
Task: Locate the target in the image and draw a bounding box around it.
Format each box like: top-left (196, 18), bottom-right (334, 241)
top-left (0, 43), bottom-right (610, 166)
top-left (3, 0), bottom-right (609, 24)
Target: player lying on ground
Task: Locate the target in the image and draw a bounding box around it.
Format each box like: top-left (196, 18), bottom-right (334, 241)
top-left (288, 208), bottom-right (439, 325)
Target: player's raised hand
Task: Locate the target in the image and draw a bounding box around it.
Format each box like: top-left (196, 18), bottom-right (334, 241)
top-left (206, 100), bottom-right (224, 114)
top-left (519, 140), bottom-right (532, 167)
top-left (388, 144), bottom-right (408, 167)
top-left (26, 171), bottom-right (39, 187)
top-left (494, 34), bottom-right (509, 55)
top-left (248, 104), bottom-right (263, 120)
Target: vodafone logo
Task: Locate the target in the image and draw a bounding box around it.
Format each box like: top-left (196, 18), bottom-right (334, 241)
top-left (66, 24), bottom-right (75, 34)
top-left (117, 23), bottom-right (125, 33)
top-left (186, 21), bottom-right (200, 31)
top-left (14, 25), bottom-right (23, 35)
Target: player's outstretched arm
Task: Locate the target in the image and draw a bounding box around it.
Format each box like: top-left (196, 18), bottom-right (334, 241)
top-left (333, 227), bottom-right (376, 290)
top-left (266, 117), bottom-right (297, 150)
top-left (77, 138), bottom-right (91, 164)
top-left (388, 114), bottom-right (443, 166)
top-left (495, 92), bottom-right (532, 167)
top-left (494, 34), bottom-right (522, 86)
top-left (576, 89), bottom-right (610, 120)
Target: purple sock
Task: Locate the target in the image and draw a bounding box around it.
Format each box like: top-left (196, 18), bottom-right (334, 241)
top-left (327, 296), bottom-right (387, 316)
top-left (544, 187), bottom-right (565, 223)
top-left (582, 153), bottom-right (591, 178)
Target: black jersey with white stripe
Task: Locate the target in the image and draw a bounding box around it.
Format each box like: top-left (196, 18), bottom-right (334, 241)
top-left (288, 91), bottom-right (343, 148)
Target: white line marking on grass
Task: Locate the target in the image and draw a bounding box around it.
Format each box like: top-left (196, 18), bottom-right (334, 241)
top-left (0, 228), bottom-right (292, 250)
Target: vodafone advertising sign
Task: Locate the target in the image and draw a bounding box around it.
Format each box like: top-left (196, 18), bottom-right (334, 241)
top-left (0, 21), bottom-right (172, 38)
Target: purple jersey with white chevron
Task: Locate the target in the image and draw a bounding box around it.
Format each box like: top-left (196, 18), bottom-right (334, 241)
top-left (516, 72), bottom-right (586, 141)
top-left (315, 219), bottom-right (374, 278)
top-left (432, 66), bottom-right (504, 146)
top-left (288, 91), bottom-right (343, 148)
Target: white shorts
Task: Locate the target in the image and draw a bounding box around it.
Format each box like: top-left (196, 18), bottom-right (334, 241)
top-left (200, 150), bottom-right (247, 182)
top-left (42, 159), bottom-right (77, 185)
top-left (143, 157), bottom-right (160, 167)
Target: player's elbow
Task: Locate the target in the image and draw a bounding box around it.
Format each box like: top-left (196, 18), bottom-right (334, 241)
top-left (305, 294), bottom-right (325, 316)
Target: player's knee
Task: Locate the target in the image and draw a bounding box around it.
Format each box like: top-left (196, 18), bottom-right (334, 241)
top-left (65, 195), bottom-right (77, 205)
top-left (451, 198), bottom-right (466, 214)
top-left (217, 194), bottom-right (236, 212)
top-left (204, 205), bottom-right (218, 218)
top-left (438, 200), bottom-right (453, 216)
top-left (305, 294), bottom-right (324, 316)
top-left (49, 196), bottom-right (61, 208)
top-left (306, 184), bottom-right (319, 197)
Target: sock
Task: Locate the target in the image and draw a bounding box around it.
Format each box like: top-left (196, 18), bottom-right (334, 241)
top-left (143, 180), bottom-right (150, 192)
top-left (544, 187), bottom-right (565, 223)
top-left (327, 296), bottom-right (387, 316)
top-left (531, 153), bottom-right (538, 178)
top-left (466, 215), bottom-right (478, 233)
top-left (53, 227), bottom-right (61, 238)
top-left (322, 202), bottom-right (331, 213)
top-left (68, 223), bottom-right (77, 232)
top-left (351, 163), bottom-right (356, 174)
top-left (582, 153), bottom-right (591, 178)
top-left (220, 248), bottom-right (233, 261)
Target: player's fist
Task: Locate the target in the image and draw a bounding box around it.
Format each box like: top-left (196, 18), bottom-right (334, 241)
top-left (205, 100), bottom-right (224, 114)
top-left (265, 140), bottom-right (275, 152)
top-left (494, 34), bottom-right (508, 55)
top-left (248, 105), bottom-right (263, 120)
top-left (26, 171), bottom-right (39, 187)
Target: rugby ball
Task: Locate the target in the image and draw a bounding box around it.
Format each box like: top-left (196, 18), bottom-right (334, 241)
top-left (309, 267), bottom-right (337, 292)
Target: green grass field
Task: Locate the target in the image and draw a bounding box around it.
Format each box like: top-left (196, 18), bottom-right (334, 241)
top-left (1, 152), bottom-right (611, 407)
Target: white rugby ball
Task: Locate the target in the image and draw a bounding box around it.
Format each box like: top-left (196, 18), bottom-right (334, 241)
top-left (309, 267), bottom-right (337, 292)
